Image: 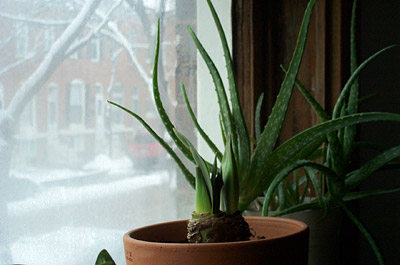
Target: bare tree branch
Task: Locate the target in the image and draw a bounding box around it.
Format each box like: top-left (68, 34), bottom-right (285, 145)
top-left (64, 0), bottom-right (123, 57)
top-left (0, 35), bottom-right (13, 52)
top-left (125, 0), bottom-right (152, 42)
top-left (0, 51), bottom-right (37, 77)
top-left (0, 11), bottom-right (72, 26)
top-left (108, 21), bottom-right (153, 89)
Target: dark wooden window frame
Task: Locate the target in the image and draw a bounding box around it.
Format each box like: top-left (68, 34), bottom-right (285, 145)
top-left (232, 0), bottom-right (353, 141)
top-left (231, 1), bottom-right (360, 262)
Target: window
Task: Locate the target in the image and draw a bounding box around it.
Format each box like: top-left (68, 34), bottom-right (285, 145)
top-left (87, 37), bottom-right (101, 62)
top-left (110, 82), bottom-right (124, 125)
top-left (18, 97), bottom-right (36, 136)
top-left (47, 84), bottom-right (58, 129)
top-left (131, 85), bottom-right (139, 113)
top-left (69, 39), bottom-right (83, 59)
top-left (0, 1), bottom-right (230, 264)
top-left (44, 26), bottom-right (55, 52)
top-left (68, 79), bottom-right (85, 126)
top-left (129, 30), bottom-right (136, 51)
top-left (95, 83), bottom-right (105, 139)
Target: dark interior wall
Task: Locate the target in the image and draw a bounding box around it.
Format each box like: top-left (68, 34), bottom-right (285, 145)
top-left (358, 0), bottom-right (400, 264)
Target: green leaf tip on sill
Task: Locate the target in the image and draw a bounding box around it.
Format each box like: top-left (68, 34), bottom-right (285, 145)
top-left (95, 249), bottom-right (116, 265)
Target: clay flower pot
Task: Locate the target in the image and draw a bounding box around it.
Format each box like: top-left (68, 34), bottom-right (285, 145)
top-left (123, 216), bottom-right (309, 265)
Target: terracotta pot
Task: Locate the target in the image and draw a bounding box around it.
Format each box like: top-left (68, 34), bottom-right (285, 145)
top-left (123, 216), bottom-right (309, 265)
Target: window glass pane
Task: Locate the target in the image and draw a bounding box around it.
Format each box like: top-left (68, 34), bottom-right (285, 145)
top-left (0, 0), bottom-right (201, 264)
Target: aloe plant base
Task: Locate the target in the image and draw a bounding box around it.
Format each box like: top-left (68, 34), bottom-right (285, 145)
top-left (123, 216), bottom-right (309, 265)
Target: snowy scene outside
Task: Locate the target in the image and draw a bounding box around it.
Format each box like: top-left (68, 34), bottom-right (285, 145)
top-left (0, 0), bottom-right (197, 264)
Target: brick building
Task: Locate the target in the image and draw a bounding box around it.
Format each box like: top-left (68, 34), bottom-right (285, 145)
top-left (0, 0), bottom-right (187, 167)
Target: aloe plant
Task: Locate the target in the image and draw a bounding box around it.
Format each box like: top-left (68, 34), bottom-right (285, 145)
top-left (262, 1), bottom-right (400, 264)
top-left (108, 0), bottom-right (400, 248)
top-left (109, 0), bottom-right (318, 243)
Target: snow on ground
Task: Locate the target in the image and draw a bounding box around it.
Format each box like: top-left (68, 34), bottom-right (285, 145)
top-left (83, 154), bottom-right (133, 175)
top-left (11, 154), bottom-right (134, 184)
top-left (8, 154), bottom-right (170, 216)
top-left (7, 169), bottom-right (170, 216)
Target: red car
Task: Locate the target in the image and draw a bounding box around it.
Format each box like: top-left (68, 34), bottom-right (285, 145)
top-left (128, 132), bottom-right (165, 166)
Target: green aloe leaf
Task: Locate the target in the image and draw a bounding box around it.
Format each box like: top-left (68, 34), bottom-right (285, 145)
top-left (95, 249), bottom-right (116, 265)
top-left (332, 44), bottom-right (399, 119)
top-left (343, 187), bottom-right (400, 201)
top-left (240, 112), bottom-right (400, 211)
top-left (180, 82), bottom-right (223, 160)
top-left (152, 20), bottom-right (195, 164)
top-left (255, 93), bottom-right (264, 140)
top-left (300, 175), bottom-right (311, 204)
top-left (187, 25), bottom-right (237, 160)
top-left (247, 0), bottom-right (317, 194)
top-left (108, 100), bottom-right (195, 188)
top-left (210, 155), bottom-right (223, 213)
top-left (278, 182), bottom-right (287, 211)
top-left (338, 200), bottom-right (384, 265)
top-left (284, 177), bottom-right (297, 205)
top-left (219, 114), bottom-right (226, 145)
top-left (269, 201), bottom-right (321, 217)
top-left (343, 0), bottom-right (360, 163)
top-left (280, 65), bottom-right (329, 122)
top-left (206, 0), bottom-right (251, 177)
top-left (345, 144), bottom-right (400, 191)
top-left (195, 167), bottom-right (212, 213)
top-left (358, 93), bottom-right (378, 106)
top-left (305, 146), bottom-right (325, 160)
top-left (262, 160), bottom-right (336, 216)
top-left (221, 134), bottom-right (239, 214)
top-left (174, 130), bottom-right (212, 198)
top-left (304, 167), bottom-right (327, 212)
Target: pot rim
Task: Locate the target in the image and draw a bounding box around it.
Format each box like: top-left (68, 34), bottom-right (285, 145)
top-left (124, 216), bottom-right (308, 248)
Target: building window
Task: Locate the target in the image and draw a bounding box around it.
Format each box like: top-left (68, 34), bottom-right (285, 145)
top-left (69, 39), bottom-right (82, 59)
top-left (47, 84), bottom-right (58, 128)
top-left (95, 83), bottom-right (104, 118)
top-left (15, 22), bottom-right (29, 57)
top-left (110, 82), bottom-right (123, 125)
top-left (44, 26), bottom-right (55, 52)
top-left (69, 79), bottom-right (85, 126)
top-left (131, 85), bottom-right (139, 113)
top-left (19, 97), bottom-right (36, 136)
top-left (87, 37), bottom-right (101, 62)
